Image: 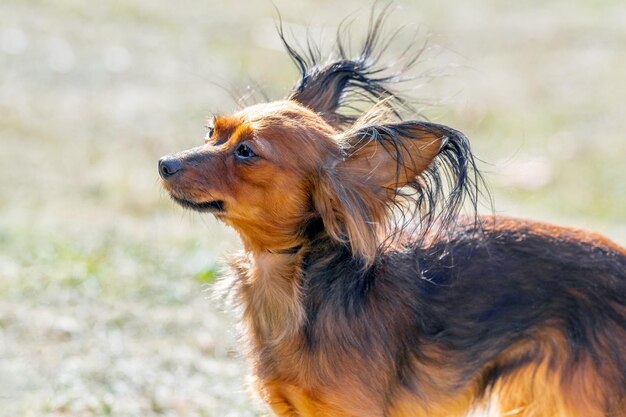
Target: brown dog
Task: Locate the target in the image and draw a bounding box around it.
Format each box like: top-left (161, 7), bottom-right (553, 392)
top-left (159, 11), bottom-right (626, 417)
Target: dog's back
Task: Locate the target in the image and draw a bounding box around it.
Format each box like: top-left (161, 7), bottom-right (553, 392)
top-left (410, 217), bottom-right (626, 416)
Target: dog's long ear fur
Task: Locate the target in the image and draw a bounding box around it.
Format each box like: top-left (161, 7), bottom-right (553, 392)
top-left (313, 120), bottom-right (481, 266)
top-left (280, 6), bottom-right (485, 263)
top-left (279, 6), bottom-right (417, 129)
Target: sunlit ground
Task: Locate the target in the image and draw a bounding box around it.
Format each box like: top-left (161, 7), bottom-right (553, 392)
top-left (1, 0), bottom-right (625, 415)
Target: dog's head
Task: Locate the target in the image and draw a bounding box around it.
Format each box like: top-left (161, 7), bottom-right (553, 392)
top-left (159, 13), bottom-right (480, 265)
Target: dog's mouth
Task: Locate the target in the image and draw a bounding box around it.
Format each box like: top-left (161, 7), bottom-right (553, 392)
top-left (171, 196), bottom-right (225, 213)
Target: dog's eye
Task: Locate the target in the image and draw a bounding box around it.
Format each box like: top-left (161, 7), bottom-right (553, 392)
top-left (235, 143), bottom-right (256, 160)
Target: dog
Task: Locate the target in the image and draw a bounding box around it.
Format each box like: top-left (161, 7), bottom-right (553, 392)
top-left (159, 9), bottom-right (626, 417)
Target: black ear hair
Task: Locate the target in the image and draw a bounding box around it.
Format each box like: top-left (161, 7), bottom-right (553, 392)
top-left (278, 5), bottom-right (420, 129)
top-left (313, 119), bottom-right (485, 266)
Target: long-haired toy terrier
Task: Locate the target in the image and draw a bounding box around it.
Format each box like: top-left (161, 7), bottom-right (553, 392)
top-left (159, 9), bottom-right (626, 417)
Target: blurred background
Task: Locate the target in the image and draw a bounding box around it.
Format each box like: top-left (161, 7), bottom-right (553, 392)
top-left (1, 0), bottom-right (625, 415)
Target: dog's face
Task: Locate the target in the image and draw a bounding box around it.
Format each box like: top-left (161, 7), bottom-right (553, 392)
top-left (159, 29), bottom-right (476, 262)
top-left (159, 100), bottom-right (339, 252)
top-left (160, 97), bottom-right (454, 261)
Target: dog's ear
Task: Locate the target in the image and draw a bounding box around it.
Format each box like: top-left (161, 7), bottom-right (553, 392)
top-left (338, 121), bottom-right (446, 189)
top-left (313, 121), bottom-right (469, 265)
top-left (279, 7), bottom-right (412, 130)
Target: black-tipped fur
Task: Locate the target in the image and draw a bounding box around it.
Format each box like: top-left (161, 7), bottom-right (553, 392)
top-left (345, 120), bottom-right (485, 245)
top-left (279, 4), bottom-right (421, 129)
top-left (278, 7), bottom-right (488, 258)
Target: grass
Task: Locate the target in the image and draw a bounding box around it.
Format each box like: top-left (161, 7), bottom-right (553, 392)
top-left (0, 0), bottom-right (625, 415)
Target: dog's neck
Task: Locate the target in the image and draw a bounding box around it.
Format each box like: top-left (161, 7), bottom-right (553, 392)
top-left (231, 222), bottom-right (332, 346)
top-left (236, 249), bottom-right (306, 345)
top-left (266, 245), bottom-right (302, 255)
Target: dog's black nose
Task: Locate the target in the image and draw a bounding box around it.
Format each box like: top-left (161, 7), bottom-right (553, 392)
top-left (158, 157), bottom-right (183, 179)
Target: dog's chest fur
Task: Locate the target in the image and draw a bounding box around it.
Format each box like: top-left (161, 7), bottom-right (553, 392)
top-left (228, 250), bottom-right (404, 416)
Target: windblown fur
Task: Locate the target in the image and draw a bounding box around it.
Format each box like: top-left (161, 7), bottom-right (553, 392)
top-left (159, 6), bottom-right (626, 417)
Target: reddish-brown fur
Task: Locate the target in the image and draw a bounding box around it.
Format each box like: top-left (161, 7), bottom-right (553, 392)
top-left (159, 11), bottom-right (626, 417)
